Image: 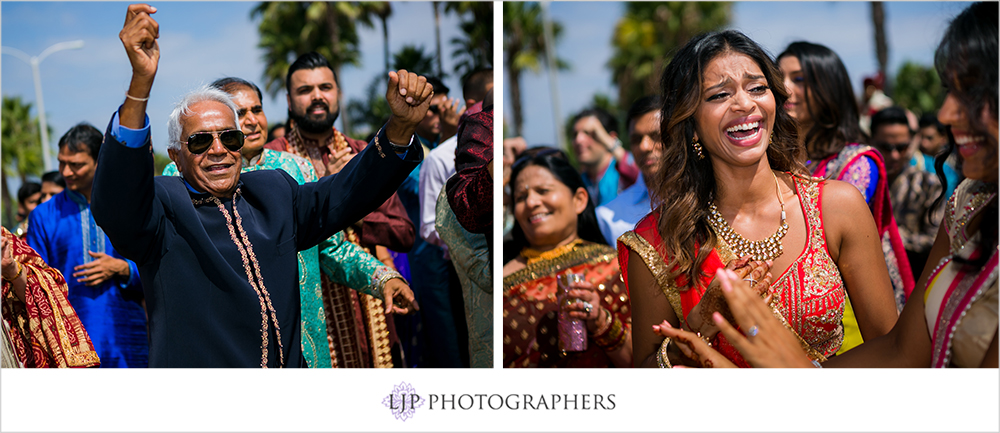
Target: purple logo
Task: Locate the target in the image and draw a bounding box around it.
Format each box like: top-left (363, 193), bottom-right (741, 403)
top-left (383, 381), bottom-right (425, 421)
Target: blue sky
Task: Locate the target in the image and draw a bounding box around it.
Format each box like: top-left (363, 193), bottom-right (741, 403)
top-left (506, 1), bottom-right (972, 147)
top-left (1, 1), bottom-right (468, 175)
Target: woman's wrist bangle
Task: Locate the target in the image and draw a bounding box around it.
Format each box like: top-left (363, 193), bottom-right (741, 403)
top-left (3, 260), bottom-right (23, 281)
top-left (810, 360), bottom-right (822, 368)
top-left (593, 312), bottom-right (627, 350)
top-left (125, 93), bottom-right (149, 102)
top-left (591, 307), bottom-right (613, 337)
top-left (657, 337), bottom-right (673, 368)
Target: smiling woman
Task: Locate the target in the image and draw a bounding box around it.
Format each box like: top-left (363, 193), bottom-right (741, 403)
top-left (502, 148), bottom-right (632, 368)
top-left (619, 30), bottom-right (899, 368)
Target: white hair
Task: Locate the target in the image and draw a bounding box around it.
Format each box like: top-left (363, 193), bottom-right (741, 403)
top-left (166, 85), bottom-right (240, 151)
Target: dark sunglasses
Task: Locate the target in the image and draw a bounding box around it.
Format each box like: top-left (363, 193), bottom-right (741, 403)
top-left (180, 129), bottom-right (245, 154)
top-left (511, 147), bottom-right (565, 172)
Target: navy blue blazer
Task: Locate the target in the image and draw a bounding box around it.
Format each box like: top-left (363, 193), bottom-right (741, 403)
top-left (92, 114), bottom-right (422, 367)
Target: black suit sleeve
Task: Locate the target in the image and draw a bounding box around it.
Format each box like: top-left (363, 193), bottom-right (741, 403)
top-left (91, 111), bottom-right (164, 266)
top-left (292, 127), bottom-right (422, 250)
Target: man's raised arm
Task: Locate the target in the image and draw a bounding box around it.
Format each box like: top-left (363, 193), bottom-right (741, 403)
top-left (119, 3), bottom-right (159, 129)
top-left (91, 3), bottom-right (162, 265)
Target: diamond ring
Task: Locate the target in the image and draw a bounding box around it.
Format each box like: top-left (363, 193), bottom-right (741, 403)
top-left (747, 325), bottom-right (759, 337)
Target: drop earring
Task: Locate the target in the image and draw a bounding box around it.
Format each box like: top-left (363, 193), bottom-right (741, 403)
top-left (692, 140), bottom-right (705, 160)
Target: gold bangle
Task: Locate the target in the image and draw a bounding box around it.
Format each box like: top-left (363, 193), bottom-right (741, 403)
top-left (3, 260), bottom-right (23, 281)
top-left (591, 307), bottom-right (613, 336)
top-left (657, 337), bottom-right (673, 368)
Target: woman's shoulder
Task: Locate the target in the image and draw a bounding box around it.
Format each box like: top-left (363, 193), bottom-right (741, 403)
top-left (818, 178), bottom-right (870, 206)
top-left (816, 178), bottom-right (874, 229)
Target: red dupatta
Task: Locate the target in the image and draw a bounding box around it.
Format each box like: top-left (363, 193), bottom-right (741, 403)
top-left (2, 227), bottom-right (100, 368)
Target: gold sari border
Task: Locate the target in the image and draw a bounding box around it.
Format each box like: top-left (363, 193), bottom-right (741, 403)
top-left (503, 243), bottom-right (617, 290)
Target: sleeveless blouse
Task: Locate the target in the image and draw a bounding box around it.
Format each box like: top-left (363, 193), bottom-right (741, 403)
top-left (619, 177), bottom-right (846, 365)
top-left (923, 179), bottom-right (998, 368)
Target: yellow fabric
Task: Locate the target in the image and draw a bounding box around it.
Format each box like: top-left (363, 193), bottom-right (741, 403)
top-left (836, 295), bottom-right (864, 355)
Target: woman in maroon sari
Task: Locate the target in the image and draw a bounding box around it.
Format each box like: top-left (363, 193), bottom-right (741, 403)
top-left (2, 226), bottom-right (99, 368)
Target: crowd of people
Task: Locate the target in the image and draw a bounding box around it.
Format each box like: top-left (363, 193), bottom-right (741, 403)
top-left (502, 2), bottom-right (996, 369)
top-left (2, 3), bottom-right (493, 368)
top-left (4, 1), bottom-right (995, 371)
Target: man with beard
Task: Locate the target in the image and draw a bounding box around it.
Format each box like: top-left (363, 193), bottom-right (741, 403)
top-left (92, 4), bottom-right (426, 367)
top-left (163, 77), bottom-right (417, 368)
top-left (265, 51), bottom-right (416, 367)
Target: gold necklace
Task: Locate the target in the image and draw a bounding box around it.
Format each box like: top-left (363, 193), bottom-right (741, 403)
top-left (707, 171), bottom-right (788, 261)
top-left (521, 239), bottom-right (583, 266)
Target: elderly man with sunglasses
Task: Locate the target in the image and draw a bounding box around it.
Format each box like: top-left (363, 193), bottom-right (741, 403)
top-left (91, 4), bottom-right (429, 368)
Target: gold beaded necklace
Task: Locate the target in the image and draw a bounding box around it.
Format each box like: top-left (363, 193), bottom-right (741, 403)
top-left (707, 171), bottom-right (788, 261)
top-left (521, 238), bottom-right (583, 266)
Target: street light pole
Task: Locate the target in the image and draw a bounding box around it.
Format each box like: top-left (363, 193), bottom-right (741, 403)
top-left (541, 2), bottom-right (565, 151)
top-left (2, 40), bottom-right (85, 172)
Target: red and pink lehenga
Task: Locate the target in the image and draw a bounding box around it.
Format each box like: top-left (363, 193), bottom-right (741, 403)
top-left (2, 227), bottom-right (100, 368)
top-left (619, 177), bottom-right (846, 367)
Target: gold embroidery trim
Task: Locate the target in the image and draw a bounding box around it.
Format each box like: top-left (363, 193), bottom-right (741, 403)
top-left (196, 191), bottom-right (285, 368)
top-left (617, 231), bottom-right (685, 322)
top-left (503, 243), bottom-right (616, 290)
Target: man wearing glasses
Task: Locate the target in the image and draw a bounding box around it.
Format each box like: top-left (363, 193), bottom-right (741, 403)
top-left (91, 4), bottom-right (429, 368)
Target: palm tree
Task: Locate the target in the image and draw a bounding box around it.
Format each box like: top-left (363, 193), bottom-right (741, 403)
top-left (2, 96), bottom-right (45, 227)
top-left (893, 61), bottom-right (942, 115)
top-left (352, 2), bottom-right (393, 75)
top-left (347, 44), bottom-right (436, 138)
top-left (433, 1), bottom-right (443, 77)
top-left (871, 2), bottom-right (889, 95)
top-left (393, 45), bottom-right (436, 76)
top-left (503, 2), bottom-right (567, 137)
top-left (609, 2), bottom-right (730, 112)
top-left (252, 2), bottom-right (372, 135)
top-left (445, 2), bottom-right (493, 81)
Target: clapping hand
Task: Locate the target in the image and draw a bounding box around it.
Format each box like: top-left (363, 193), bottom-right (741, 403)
top-left (324, 146), bottom-right (357, 175)
top-left (684, 257), bottom-right (774, 341)
top-left (439, 97), bottom-right (465, 140)
top-left (709, 268), bottom-right (814, 368)
top-left (384, 70), bottom-right (434, 145)
top-left (654, 268), bottom-right (814, 368)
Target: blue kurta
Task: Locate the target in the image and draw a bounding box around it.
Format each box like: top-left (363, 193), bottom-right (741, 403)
top-left (26, 189), bottom-right (148, 368)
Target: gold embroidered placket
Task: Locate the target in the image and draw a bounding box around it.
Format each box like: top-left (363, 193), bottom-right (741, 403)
top-left (198, 192), bottom-right (285, 368)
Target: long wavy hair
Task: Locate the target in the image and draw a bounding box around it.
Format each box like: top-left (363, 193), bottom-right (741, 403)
top-left (777, 42), bottom-right (868, 162)
top-left (933, 1), bottom-right (998, 270)
top-left (507, 147), bottom-right (608, 258)
top-left (651, 30), bottom-right (807, 290)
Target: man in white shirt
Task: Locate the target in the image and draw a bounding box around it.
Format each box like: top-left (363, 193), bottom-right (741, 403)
top-left (418, 69), bottom-right (493, 251)
top-left (596, 95), bottom-right (662, 246)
